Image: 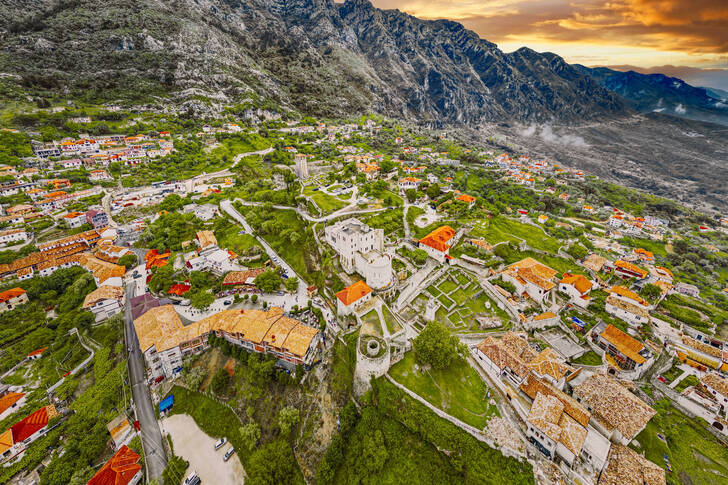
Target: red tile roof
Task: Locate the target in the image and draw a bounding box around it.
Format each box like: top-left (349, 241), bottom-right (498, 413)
top-left (167, 284), bottom-right (191, 296)
top-left (87, 445), bottom-right (142, 485)
top-left (27, 347), bottom-right (48, 357)
top-left (10, 406), bottom-right (50, 442)
top-left (336, 280), bottom-right (372, 306)
top-left (419, 226), bottom-right (456, 252)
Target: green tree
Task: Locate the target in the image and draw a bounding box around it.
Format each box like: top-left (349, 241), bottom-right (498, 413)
top-left (254, 270), bottom-right (283, 293)
top-left (210, 368), bottom-right (229, 395)
top-left (277, 406), bottom-right (300, 436)
top-left (641, 283), bottom-right (662, 302)
top-left (240, 421), bottom-right (261, 451)
top-left (189, 290), bottom-right (215, 310)
top-left (284, 276), bottom-right (299, 292)
top-left (405, 188), bottom-right (418, 203)
top-left (426, 183), bottom-right (441, 200)
top-left (247, 439), bottom-right (301, 485)
top-left (566, 243), bottom-right (588, 260)
top-left (413, 321), bottom-right (466, 370)
top-left (118, 253), bottom-right (137, 269)
top-left (412, 248), bottom-right (428, 265)
top-left (148, 264), bottom-right (174, 294)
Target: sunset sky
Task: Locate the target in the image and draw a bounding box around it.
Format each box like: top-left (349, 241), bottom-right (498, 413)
top-left (370, 0), bottom-right (728, 90)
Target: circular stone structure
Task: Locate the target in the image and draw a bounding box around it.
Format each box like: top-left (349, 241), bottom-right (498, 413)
top-left (366, 339), bottom-right (380, 357)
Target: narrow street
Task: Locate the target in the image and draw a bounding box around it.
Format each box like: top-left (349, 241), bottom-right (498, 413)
top-left (124, 282), bottom-right (167, 480)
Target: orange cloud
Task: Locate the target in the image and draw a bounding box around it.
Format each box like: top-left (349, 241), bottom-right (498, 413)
top-left (371, 0), bottom-right (728, 59)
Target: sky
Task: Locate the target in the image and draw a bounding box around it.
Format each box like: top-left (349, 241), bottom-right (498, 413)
top-left (370, 0), bottom-right (728, 91)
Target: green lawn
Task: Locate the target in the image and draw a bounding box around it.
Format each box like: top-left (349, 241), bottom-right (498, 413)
top-left (674, 374), bottom-right (700, 393)
top-left (382, 305), bottom-right (403, 334)
top-left (389, 353), bottom-right (499, 429)
top-left (618, 236), bottom-right (668, 258)
top-left (631, 399), bottom-right (728, 485)
top-left (570, 350), bottom-right (602, 366)
top-left (437, 278), bottom-right (459, 294)
top-left (311, 191), bottom-right (348, 214)
top-left (475, 216), bottom-right (562, 253)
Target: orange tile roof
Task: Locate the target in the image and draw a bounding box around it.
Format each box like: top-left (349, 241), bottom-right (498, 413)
top-left (614, 260), bottom-right (648, 278)
top-left (456, 194), bottom-right (476, 203)
top-left (336, 280), bottom-right (372, 306)
top-left (634, 248), bottom-right (654, 260)
top-left (560, 273), bottom-right (592, 294)
top-left (598, 444), bottom-right (665, 485)
top-left (0, 287), bottom-right (26, 303)
top-left (608, 285), bottom-right (648, 306)
top-left (419, 225), bottom-right (456, 253)
top-left (0, 392), bottom-right (24, 415)
top-left (600, 325), bottom-right (646, 364)
top-left (88, 445), bottom-right (142, 485)
top-left (520, 373), bottom-right (591, 427)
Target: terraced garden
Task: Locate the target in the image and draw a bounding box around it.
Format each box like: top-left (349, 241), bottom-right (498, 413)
top-left (411, 269), bottom-right (510, 332)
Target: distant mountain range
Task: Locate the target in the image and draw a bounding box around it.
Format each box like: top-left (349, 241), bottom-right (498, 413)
top-left (0, 0), bottom-right (726, 210)
top-left (576, 66), bottom-right (728, 126)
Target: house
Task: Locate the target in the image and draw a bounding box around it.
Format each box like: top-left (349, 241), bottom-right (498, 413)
top-left (0, 405), bottom-right (58, 462)
top-left (537, 214), bottom-right (549, 224)
top-left (456, 193), bottom-right (476, 209)
top-left (572, 372), bottom-right (656, 445)
top-left (605, 286), bottom-right (651, 328)
top-left (27, 347), bottom-right (47, 360)
top-left (671, 335), bottom-right (723, 370)
top-left (63, 211), bottom-right (87, 228)
top-left (500, 258), bottom-right (557, 304)
top-left (106, 415), bottom-right (135, 450)
top-left (0, 288), bottom-right (28, 313)
top-left (701, 373), bottom-right (728, 417)
top-left (87, 445), bottom-right (142, 485)
top-left (0, 392), bottom-right (26, 421)
top-left (597, 444), bottom-right (665, 485)
top-left (86, 209), bottom-right (108, 228)
top-left (674, 282), bottom-right (700, 298)
top-left (61, 158), bottom-right (82, 169)
top-left (0, 229), bottom-right (28, 247)
top-left (613, 260), bottom-right (648, 280)
top-left (592, 324), bottom-right (652, 376)
top-left (324, 218), bottom-right (392, 290)
top-left (83, 285), bottom-right (125, 321)
top-left (336, 280), bottom-right (373, 316)
top-left (134, 306), bottom-right (321, 378)
top-left (559, 273), bottom-right (593, 308)
top-left (523, 311), bottom-right (560, 330)
top-left (633, 248), bottom-right (654, 262)
top-left (89, 169), bottom-right (112, 181)
top-left (525, 392), bottom-right (588, 466)
top-left (474, 332), bottom-right (578, 390)
top-left (417, 226), bottom-right (456, 263)
top-left (397, 177), bottom-right (422, 191)
top-left (183, 203), bottom-right (218, 221)
top-left (195, 230), bottom-right (218, 253)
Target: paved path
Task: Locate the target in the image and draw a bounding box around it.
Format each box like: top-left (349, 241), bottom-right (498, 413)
top-left (231, 198), bottom-right (387, 223)
top-left (124, 282), bottom-right (167, 480)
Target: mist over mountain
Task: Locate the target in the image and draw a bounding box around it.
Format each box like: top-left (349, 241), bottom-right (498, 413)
top-left (1, 0), bottom-right (726, 210)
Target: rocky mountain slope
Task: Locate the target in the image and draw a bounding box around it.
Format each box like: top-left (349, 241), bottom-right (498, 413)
top-left (0, 0), bottom-right (726, 210)
top-left (577, 65), bottom-right (728, 126)
top-left (0, 0), bottom-right (625, 123)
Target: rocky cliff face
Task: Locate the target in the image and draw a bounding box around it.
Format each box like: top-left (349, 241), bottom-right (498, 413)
top-left (0, 0), bottom-right (626, 123)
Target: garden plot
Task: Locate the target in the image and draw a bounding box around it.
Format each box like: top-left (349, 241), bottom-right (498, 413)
top-left (412, 269), bottom-right (510, 332)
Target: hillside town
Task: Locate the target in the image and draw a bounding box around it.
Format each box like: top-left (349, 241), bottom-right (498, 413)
top-left (0, 107), bottom-right (726, 485)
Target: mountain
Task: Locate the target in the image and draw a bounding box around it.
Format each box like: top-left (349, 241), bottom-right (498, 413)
top-left (576, 65), bottom-right (728, 126)
top-left (0, 0), bottom-right (625, 123)
top-left (0, 0), bottom-right (727, 210)
top-left (703, 86), bottom-right (728, 101)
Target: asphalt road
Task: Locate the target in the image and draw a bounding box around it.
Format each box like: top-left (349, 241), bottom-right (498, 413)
top-left (124, 282), bottom-right (167, 480)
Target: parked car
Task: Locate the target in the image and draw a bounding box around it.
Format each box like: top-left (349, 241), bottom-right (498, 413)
top-left (223, 448), bottom-right (236, 462)
top-left (185, 471), bottom-right (200, 484)
top-left (223, 300), bottom-right (232, 305)
top-left (214, 437), bottom-right (227, 450)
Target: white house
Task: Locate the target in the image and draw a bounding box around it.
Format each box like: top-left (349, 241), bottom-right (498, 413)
top-left (0, 229), bottom-right (27, 247)
top-left (558, 273), bottom-right (593, 308)
top-left (324, 218), bottom-right (392, 290)
top-left (335, 280), bottom-right (372, 316)
top-left (63, 211), bottom-right (87, 228)
top-left (82, 285), bottom-right (125, 322)
top-left (417, 225), bottom-right (456, 264)
top-left (605, 286), bottom-right (651, 329)
top-left (500, 258), bottom-right (557, 304)
top-left (0, 288), bottom-right (28, 313)
top-left (701, 373), bottom-right (728, 418)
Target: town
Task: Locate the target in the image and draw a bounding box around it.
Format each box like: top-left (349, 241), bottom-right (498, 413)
top-left (0, 105), bottom-right (726, 485)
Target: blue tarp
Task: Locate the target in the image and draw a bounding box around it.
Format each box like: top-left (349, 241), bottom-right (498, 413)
top-left (159, 395), bottom-right (174, 413)
top-left (571, 316), bottom-right (585, 328)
